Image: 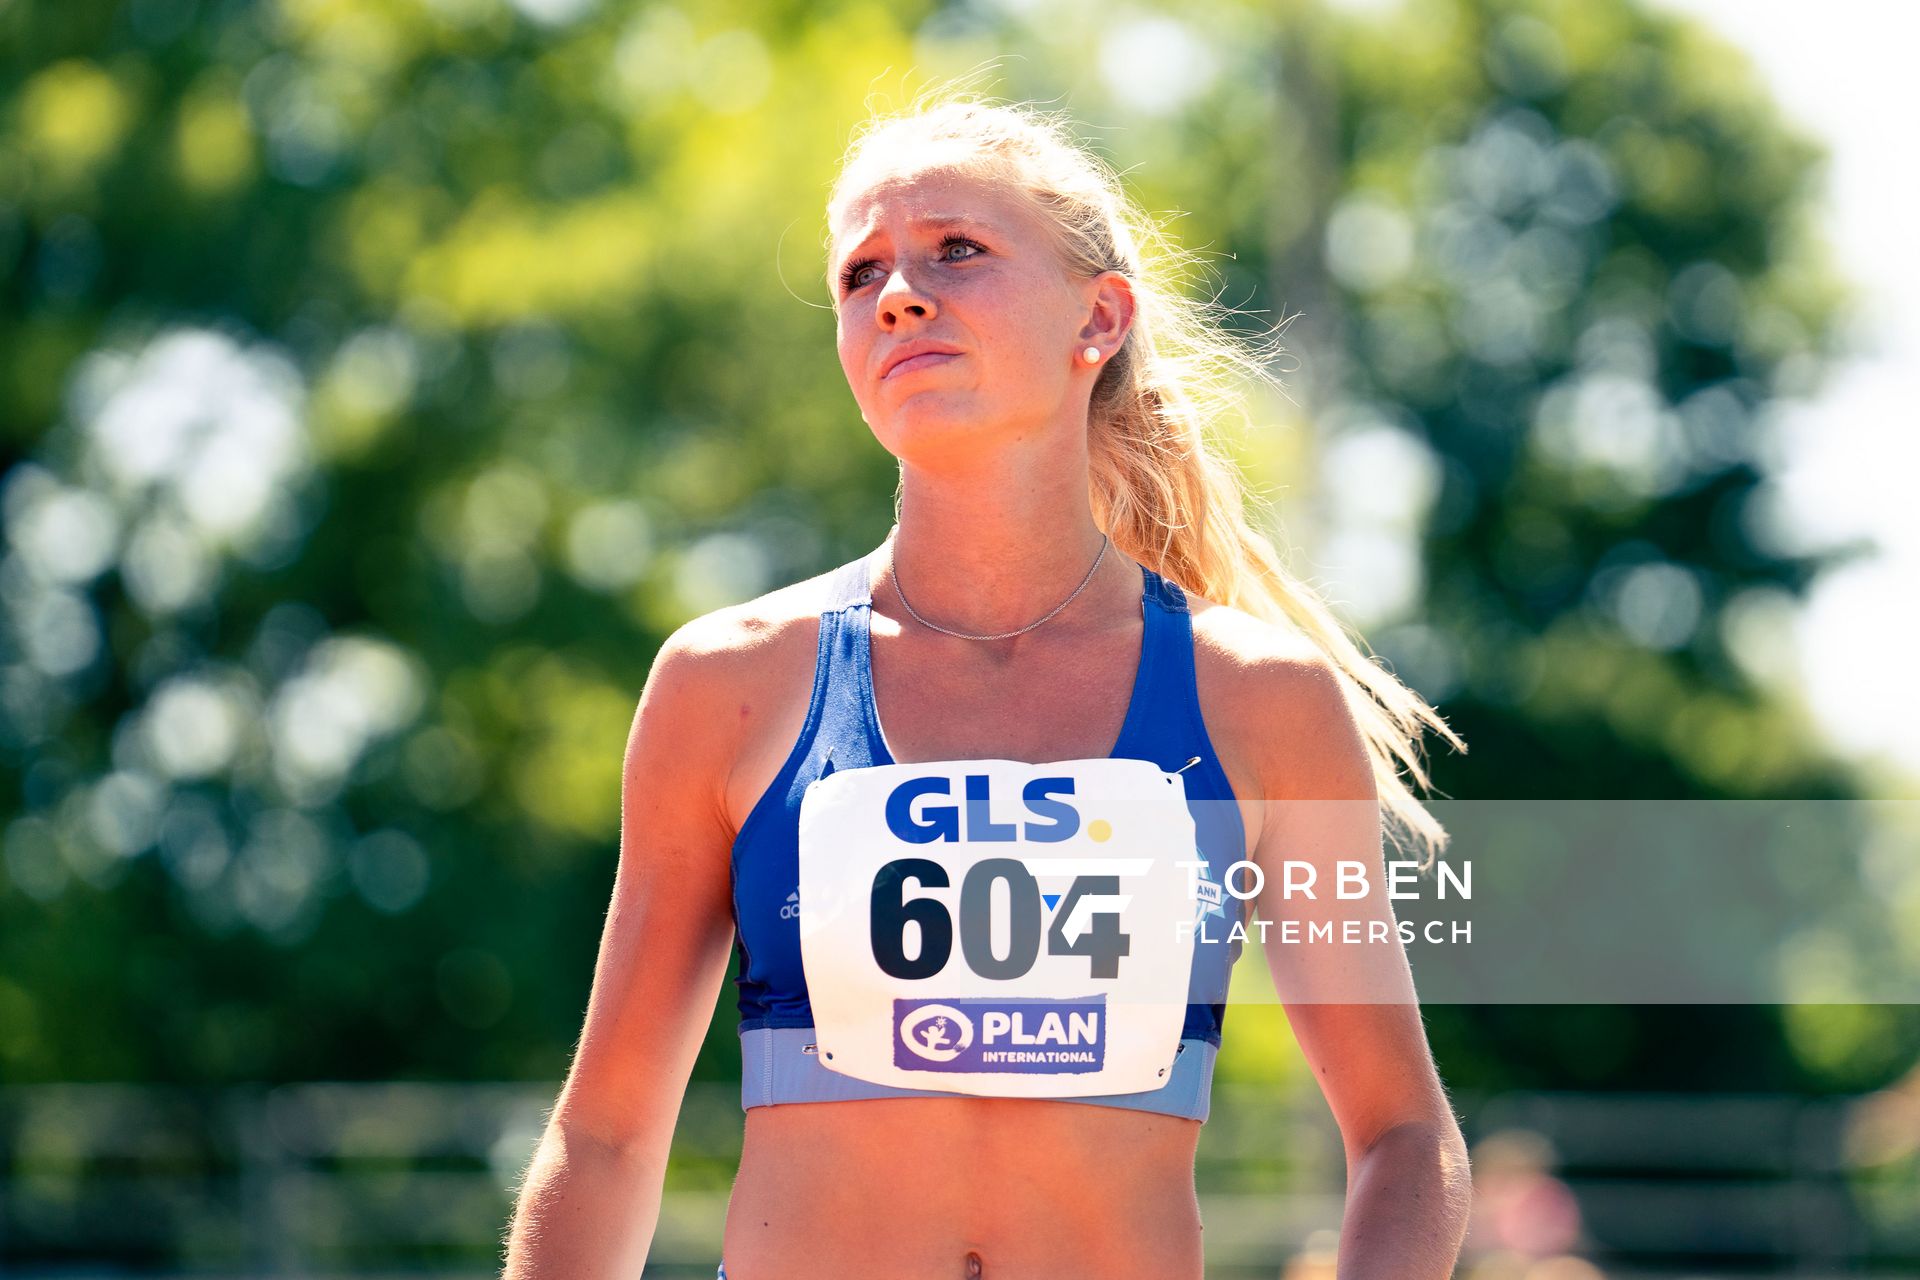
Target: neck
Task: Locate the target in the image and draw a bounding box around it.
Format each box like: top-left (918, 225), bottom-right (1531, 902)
top-left (880, 451), bottom-right (1127, 638)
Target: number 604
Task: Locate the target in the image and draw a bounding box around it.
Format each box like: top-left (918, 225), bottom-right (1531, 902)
top-left (869, 857), bottom-right (1131, 981)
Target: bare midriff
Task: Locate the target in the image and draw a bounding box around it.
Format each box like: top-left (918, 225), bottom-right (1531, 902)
top-left (720, 1095), bottom-right (1205, 1279)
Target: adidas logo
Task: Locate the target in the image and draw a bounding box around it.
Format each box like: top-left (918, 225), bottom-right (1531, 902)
top-left (779, 888), bottom-right (800, 921)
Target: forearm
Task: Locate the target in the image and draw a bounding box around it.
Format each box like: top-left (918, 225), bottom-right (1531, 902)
top-left (1335, 1120), bottom-right (1473, 1279)
top-left (501, 1120), bottom-right (665, 1278)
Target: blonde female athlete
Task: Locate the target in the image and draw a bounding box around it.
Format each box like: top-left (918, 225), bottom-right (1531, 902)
top-left (503, 93), bottom-right (1472, 1279)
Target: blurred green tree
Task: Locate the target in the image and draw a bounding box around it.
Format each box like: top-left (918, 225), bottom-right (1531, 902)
top-left (0, 0), bottom-right (1907, 1136)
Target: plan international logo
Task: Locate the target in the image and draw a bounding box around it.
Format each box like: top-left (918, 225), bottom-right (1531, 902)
top-left (893, 996), bottom-right (1107, 1074)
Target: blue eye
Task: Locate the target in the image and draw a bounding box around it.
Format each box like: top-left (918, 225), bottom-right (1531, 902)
top-left (840, 235), bottom-right (984, 294)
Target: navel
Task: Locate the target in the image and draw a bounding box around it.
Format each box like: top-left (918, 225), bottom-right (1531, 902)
top-left (964, 1250), bottom-right (984, 1278)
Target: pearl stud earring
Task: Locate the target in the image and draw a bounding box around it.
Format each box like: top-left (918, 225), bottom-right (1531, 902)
top-left (1082, 346), bottom-right (1101, 363)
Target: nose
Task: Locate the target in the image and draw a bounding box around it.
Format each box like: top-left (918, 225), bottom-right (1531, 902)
top-left (876, 268), bottom-right (934, 325)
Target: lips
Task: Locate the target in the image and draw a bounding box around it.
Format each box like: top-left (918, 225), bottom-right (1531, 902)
top-left (879, 342), bottom-right (963, 380)
top-left (883, 352), bottom-right (958, 380)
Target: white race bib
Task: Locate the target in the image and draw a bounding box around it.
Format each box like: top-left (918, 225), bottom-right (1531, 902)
top-left (797, 757), bottom-right (1199, 1098)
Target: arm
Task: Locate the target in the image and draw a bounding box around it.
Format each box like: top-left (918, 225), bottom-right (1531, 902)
top-left (1239, 653), bottom-right (1472, 1279)
top-left (501, 619), bottom-right (744, 1278)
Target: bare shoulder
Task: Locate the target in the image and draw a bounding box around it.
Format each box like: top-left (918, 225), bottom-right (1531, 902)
top-left (1187, 594), bottom-right (1321, 672)
top-left (1187, 594), bottom-right (1339, 718)
top-left (1186, 594), bottom-right (1376, 803)
top-left (638, 564), bottom-right (852, 834)
top-left (654, 569), bottom-right (835, 674)
top-left (644, 565), bottom-right (843, 720)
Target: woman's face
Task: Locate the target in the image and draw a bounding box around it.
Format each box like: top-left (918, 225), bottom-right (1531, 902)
top-left (829, 165), bottom-right (1105, 466)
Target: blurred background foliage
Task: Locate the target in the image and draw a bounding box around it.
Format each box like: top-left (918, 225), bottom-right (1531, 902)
top-left (2, 0), bottom-right (1917, 1273)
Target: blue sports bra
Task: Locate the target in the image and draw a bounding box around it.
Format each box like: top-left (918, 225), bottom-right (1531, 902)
top-left (726, 545), bottom-right (1247, 1121)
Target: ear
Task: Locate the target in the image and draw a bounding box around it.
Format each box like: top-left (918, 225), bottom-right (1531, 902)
top-left (1077, 269), bottom-right (1136, 352)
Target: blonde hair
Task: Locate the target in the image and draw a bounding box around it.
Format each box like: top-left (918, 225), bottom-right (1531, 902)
top-left (825, 82), bottom-right (1465, 867)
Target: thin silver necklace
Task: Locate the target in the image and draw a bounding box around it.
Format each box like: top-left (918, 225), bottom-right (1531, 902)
top-left (885, 525), bottom-right (1111, 642)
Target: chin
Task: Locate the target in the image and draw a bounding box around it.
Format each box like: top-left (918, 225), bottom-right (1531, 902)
top-left (870, 400), bottom-right (1011, 464)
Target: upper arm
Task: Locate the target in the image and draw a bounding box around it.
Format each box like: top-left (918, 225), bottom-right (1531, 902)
top-left (1235, 651), bottom-right (1458, 1158)
top-left (549, 615), bottom-right (746, 1156)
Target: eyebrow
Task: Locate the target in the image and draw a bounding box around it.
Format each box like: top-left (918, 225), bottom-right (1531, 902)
top-left (831, 214), bottom-right (997, 272)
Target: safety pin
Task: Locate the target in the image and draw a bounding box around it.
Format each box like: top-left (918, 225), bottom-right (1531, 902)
top-left (1173, 756), bottom-right (1202, 774)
